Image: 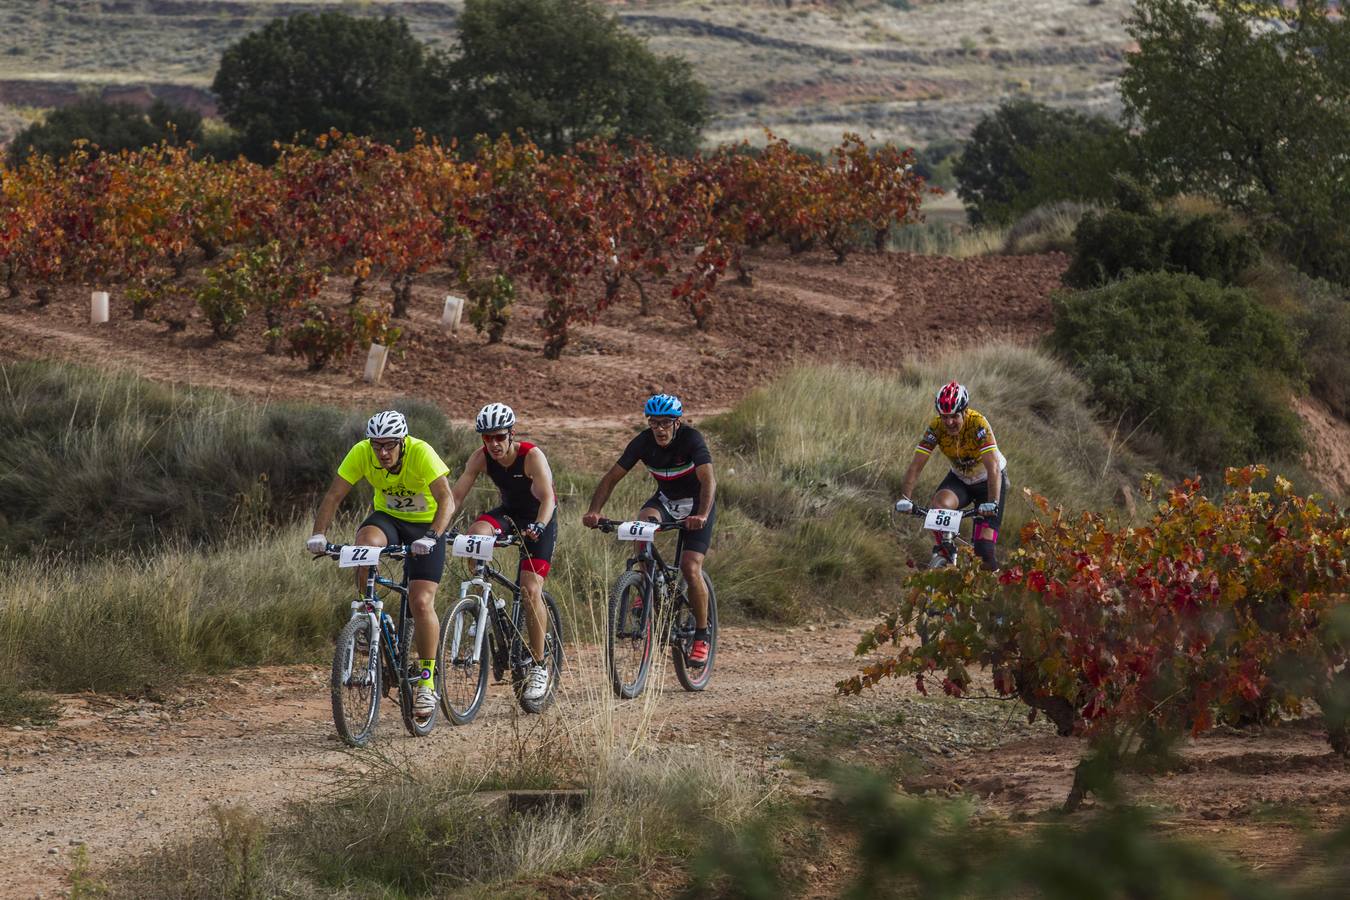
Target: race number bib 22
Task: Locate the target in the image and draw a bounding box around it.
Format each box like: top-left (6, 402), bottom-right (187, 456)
top-left (383, 492), bottom-right (428, 513)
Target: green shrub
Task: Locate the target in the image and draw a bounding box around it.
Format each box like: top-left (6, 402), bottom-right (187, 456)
top-left (1050, 272), bottom-right (1303, 473)
top-left (1064, 204), bottom-right (1260, 289)
top-left (193, 265), bottom-right (250, 339)
top-left (954, 99), bottom-right (1136, 226)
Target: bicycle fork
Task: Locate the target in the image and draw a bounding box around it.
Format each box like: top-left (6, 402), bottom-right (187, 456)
top-left (340, 599), bottom-right (387, 684)
top-left (451, 577), bottom-right (495, 665)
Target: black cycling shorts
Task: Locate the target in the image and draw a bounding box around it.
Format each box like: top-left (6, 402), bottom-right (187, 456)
top-left (640, 492), bottom-right (716, 556)
top-left (934, 470), bottom-right (1010, 533)
top-left (359, 511), bottom-right (446, 583)
top-left (475, 507), bottom-right (557, 577)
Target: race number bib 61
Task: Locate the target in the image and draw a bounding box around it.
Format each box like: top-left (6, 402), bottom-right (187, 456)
top-left (616, 521), bottom-right (658, 542)
top-left (923, 508), bottom-right (963, 534)
top-left (339, 545), bottom-right (383, 568)
top-left (452, 533), bottom-right (495, 561)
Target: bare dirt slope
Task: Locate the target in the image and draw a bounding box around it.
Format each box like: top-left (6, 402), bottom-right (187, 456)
top-left (4, 624), bottom-right (1347, 898)
top-left (0, 247), bottom-right (1069, 428)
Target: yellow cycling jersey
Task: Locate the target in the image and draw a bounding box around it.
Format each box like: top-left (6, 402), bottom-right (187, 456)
top-left (336, 436), bottom-right (449, 523)
top-left (915, 408), bottom-right (1007, 485)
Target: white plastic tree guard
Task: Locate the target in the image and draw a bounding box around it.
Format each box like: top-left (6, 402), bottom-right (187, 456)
top-left (90, 291), bottom-right (110, 324)
top-left (363, 342), bottom-right (389, 384)
top-left (441, 295), bottom-right (464, 332)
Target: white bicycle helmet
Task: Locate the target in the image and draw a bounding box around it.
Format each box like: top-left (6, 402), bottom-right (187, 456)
top-left (366, 410), bottom-right (409, 440)
top-left (475, 402), bottom-right (516, 433)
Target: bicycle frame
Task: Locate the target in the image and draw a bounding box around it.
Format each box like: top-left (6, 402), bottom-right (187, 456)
top-left (446, 538), bottom-right (544, 672)
top-left (333, 543), bottom-right (413, 693)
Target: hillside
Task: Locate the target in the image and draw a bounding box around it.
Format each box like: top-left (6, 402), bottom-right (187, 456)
top-left (0, 0), bottom-right (1133, 149)
top-left (0, 246), bottom-right (1069, 426)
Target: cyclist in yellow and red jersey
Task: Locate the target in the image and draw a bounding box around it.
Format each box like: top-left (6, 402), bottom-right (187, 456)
top-left (895, 381), bottom-right (1008, 570)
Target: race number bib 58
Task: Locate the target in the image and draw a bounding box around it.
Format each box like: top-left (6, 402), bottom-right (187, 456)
top-left (616, 521), bottom-right (658, 542)
top-left (339, 545), bottom-right (383, 568)
top-left (923, 508), bottom-right (963, 534)
top-left (452, 533), bottom-right (495, 561)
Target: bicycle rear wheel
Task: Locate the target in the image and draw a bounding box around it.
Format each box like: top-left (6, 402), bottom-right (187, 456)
top-left (331, 614), bottom-right (381, 747)
top-left (512, 591), bottom-right (564, 714)
top-left (438, 597), bottom-right (489, 725)
top-left (398, 615), bottom-right (437, 737)
top-left (672, 572), bottom-right (717, 692)
top-left (606, 569), bottom-right (655, 700)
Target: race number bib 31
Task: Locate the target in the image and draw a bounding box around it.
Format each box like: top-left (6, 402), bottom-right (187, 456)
top-left (452, 533), bottom-right (495, 561)
top-left (382, 492), bottom-right (428, 513)
top-left (924, 508), bottom-right (964, 534)
top-left (339, 545), bottom-right (383, 568)
top-left (616, 521), bottom-right (658, 542)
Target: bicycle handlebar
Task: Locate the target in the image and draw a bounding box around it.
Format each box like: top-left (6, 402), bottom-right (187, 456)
top-left (593, 517), bottom-right (682, 534)
top-left (318, 542), bottom-right (413, 559)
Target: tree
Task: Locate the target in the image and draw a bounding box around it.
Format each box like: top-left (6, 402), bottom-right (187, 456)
top-left (436, 0), bottom-right (709, 154)
top-left (953, 99), bottom-right (1135, 226)
top-left (1121, 0), bottom-right (1350, 283)
top-left (7, 98), bottom-right (202, 165)
top-left (211, 13), bottom-right (436, 162)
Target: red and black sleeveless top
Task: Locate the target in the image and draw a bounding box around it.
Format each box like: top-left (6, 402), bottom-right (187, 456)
top-left (484, 441), bottom-right (545, 521)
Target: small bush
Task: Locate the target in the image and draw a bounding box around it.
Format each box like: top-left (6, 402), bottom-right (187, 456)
top-left (466, 272), bottom-right (515, 343)
top-left (1050, 271), bottom-right (1303, 473)
top-left (193, 265), bottom-right (250, 339)
top-left (1003, 200), bottom-right (1097, 255)
top-left (1064, 204), bottom-right (1260, 289)
top-left (285, 303), bottom-right (356, 371)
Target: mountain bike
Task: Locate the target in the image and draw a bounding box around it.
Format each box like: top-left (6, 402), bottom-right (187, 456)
top-left (437, 530), bottom-right (564, 725)
top-left (320, 542), bottom-right (435, 748)
top-left (595, 517), bottom-right (717, 699)
top-left (895, 502), bottom-right (986, 645)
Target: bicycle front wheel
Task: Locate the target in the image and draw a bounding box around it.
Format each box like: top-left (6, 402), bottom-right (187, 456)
top-left (513, 591), bottom-right (564, 715)
top-left (606, 569), bottom-right (655, 700)
top-left (672, 572), bottom-right (717, 692)
top-left (331, 614), bottom-right (381, 747)
top-left (438, 597), bottom-right (489, 725)
top-left (398, 615), bottom-right (437, 737)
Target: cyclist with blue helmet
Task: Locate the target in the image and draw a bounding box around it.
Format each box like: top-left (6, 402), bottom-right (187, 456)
top-left (583, 393), bottom-right (717, 668)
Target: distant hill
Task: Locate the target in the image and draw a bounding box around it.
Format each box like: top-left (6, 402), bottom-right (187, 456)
top-left (0, 0), bottom-right (1133, 150)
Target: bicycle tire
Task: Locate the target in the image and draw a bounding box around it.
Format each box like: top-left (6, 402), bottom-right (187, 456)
top-left (398, 615), bottom-right (437, 737)
top-left (438, 596), bottom-right (490, 726)
top-left (331, 615), bottom-right (381, 748)
top-left (606, 569), bottom-right (655, 700)
top-left (513, 591), bottom-right (565, 714)
top-left (672, 572), bottom-right (717, 692)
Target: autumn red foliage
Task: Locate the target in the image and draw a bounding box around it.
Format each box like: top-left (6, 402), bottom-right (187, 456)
top-left (841, 466), bottom-right (1350, 805)
top-left (1, 130), bottom-right (927, 363)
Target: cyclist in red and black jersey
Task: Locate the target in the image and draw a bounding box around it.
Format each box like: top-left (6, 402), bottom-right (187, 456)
top-left (450, 403), bottom-right (558, 702)
top-left (582, 394), bottom-right (717, 668)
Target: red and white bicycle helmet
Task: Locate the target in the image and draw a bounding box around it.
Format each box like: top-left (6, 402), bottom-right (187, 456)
top-left (934, 381), bottom-right (969, 415)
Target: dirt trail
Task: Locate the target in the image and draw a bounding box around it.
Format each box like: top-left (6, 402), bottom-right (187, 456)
top-left (5, 621), bottom-right (1349, 897)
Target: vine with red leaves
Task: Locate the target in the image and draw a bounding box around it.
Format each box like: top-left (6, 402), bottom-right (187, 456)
top-left (839, 466), bottom-right (1350, 808)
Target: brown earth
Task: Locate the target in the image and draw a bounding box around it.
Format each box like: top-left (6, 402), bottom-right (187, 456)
top-left (0, 246), bottom-right (1068, 430)
top-left (3, 625), bottom-right (1347, 899)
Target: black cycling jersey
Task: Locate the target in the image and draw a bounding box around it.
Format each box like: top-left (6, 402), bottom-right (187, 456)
top-left (616, 426), bottom-right (712, 502)
top-left (483, 441), bottom-right (545, 522)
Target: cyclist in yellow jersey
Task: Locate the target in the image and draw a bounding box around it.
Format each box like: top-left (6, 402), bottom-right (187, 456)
top-left (895, 382), bottom-right (1008, 570)
top-left (307, 411), bottom-right (456, 719)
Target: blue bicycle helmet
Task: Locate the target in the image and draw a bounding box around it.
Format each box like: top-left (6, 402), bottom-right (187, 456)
top-left (644, 394), bottom-right (683, 417)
